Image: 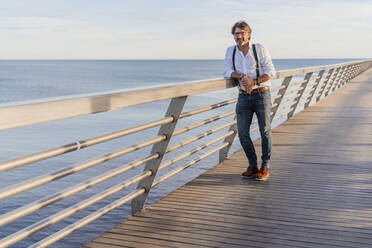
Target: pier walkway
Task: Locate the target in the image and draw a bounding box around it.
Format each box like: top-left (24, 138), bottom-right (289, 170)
top-left (85, 69), bottom-right (372, 248)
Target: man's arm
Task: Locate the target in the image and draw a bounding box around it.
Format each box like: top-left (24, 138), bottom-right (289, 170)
top-left (241, 74), bottom-right (270, 93)
top-left (223, 47), bottom-right (235, 78)
top-left (259, 44), bottom-right (276, 79)
top-left (256, 74), bottom-right (270, 85)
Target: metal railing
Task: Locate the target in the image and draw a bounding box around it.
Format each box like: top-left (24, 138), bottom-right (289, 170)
top-left (0, 60), bottom-right (371, 247)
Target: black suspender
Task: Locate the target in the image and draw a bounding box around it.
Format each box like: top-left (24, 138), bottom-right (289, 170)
top-left (252, 44), bottom-right (260, 79)
top-left (231, 46), bottom-right (238, 86)
top-left (232, 44), bottom-right (260, 80)
top-left (232, 46), bottom-right (237, 71)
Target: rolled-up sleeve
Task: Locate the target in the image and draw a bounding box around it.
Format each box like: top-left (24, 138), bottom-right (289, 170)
top-left (223, 46), bottom-right (234, 78)
top-left (259, 44), bottom-right (276, 78)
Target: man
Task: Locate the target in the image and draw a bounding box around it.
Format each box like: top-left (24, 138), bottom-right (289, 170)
top-left (223, 21), bottom-right (276, 181)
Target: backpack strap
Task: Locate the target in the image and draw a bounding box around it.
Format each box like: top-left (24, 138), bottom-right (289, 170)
top-left (252, 44), bottom-right (260, 79)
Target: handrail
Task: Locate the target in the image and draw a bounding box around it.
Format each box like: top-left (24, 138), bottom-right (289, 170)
top-left (0, 60), bottom-right (368, 132)
top-left (0, 59), bottom-right (371, 248)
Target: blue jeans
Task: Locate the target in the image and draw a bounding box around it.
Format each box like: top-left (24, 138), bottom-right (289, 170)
top-left (236, 89), bottom-right (272, 168)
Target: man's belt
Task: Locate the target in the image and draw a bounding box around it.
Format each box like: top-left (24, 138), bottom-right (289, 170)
top-left (239, 86), bottom-right (269, 95)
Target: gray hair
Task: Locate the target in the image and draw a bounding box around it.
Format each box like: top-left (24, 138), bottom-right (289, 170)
top-left (231, 21), bottom-right (252, 35)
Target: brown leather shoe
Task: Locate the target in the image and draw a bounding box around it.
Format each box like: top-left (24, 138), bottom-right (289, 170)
top-left (256, 167), bottom-right (270, 181)
top-left (242, 166), bottom-right (258, 179)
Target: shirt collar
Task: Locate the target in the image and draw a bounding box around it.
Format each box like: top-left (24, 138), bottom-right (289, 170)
top-left (236, 43), bottom-right (253, 56)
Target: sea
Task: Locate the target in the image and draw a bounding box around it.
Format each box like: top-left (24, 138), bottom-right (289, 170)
top-left (0, 58), bottom-right (361, 247)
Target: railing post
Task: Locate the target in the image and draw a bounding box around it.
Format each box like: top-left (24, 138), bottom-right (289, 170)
top-left (219, 117), bottom-right (237, 163)
top-left (332, 66), bottom-right (347, 91)
top-left (340, 66), bottom-right (350, 87)
top-left (351, 64), bottom-right (356, 77)
top-left (350, 65), bottom-right (357, 81)
top-left (304, 70), bottom-right (325, 108)
top-left (131, 96), bottom-right (187, 214)
top-left (271, 76), bottom-right (292, 121)
top-left (287, 72), bottom-right (313, 119)
top-left (332, 66), bottom-right (348, 92)
top-left (316, 69), bottom-right (334, 102)
top-left (324, 67), bottom-right (340, 96)
top-left (342, 65), bottom-right (353, 87)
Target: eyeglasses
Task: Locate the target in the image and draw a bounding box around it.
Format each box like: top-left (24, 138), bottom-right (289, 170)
top-left (234, 31), bottom-right (248, 36)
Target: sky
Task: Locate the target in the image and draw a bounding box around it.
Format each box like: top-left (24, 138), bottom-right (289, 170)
top-left (1, 0), bottom-right (371, 59)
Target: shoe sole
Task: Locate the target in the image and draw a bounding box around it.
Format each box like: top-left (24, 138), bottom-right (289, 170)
top-left (256, 175), bottom-right (269, 181)
top-left (241, 174), bottom-right (257, 179)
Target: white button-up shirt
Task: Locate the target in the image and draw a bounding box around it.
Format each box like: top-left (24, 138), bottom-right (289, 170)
top-left (223, 43), bottom-right (276, 91)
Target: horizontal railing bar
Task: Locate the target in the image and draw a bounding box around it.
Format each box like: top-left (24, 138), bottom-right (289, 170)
top-left (0, 171), bottom-right (152, 248)
top-left (318, 84), bottom-right (327, 91)
top-left (270, 107), bottom-right (295, 124)
top-left (272, 94), bottom-right (283, 101)
top-left (270, 90), bottom-right (297, 111)
top-left (153, 142), bottom-right (230, 187)
top-left (270, 100), bottom-right (298, 117)
top-left (278, 93), bottom-right (301, 106)
top-left (289, 99), bottom-right (300, 107)
top-left (158, 130), bottom-right (235, 171)
top-left (0, 117), bottom-right (173, 173)
top-left (28, 188), bottom-right (146, 248)
top-left (173, 111), bottom-right (235, 136)
top-left (0, 99), bottom-right (236, 174)
top-left (0, 135), bottom-right (165, 200)
top-left (0, 154), bottom-right (158, 226)
top-left (1, 110), bottom-right (236, 202)
top-left (0, 61), bottom-right (366, 132)
top-left (270, 91), bottom-right (297, 111)
top-left (284, 107), bottom-right (295, 115)
top-left (179, 99), bottom-right (236, 119)
top-left (284, 87), bottom-right (305, 96)
top-left (308, 85), bottom-right (319, 94)
top-left (0, 78), bottom-right (235, 131)
top-left (274, 60), bottom-right (366, 78)
top-left (288, 80), bottom-right (306, 87)
top-left (270, 85), bottom-right (286, 92)
top-left (166, 120), bottom-right (236, 154)
top-left (271, 108), bottom-right (295, 123)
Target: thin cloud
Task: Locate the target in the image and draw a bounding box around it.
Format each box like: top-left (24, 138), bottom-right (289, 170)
top-left (0, 0), bottom-right (370, 59)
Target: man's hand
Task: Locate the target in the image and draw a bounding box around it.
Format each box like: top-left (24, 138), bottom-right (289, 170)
top-left (242, 76), bottom-right (255, 94)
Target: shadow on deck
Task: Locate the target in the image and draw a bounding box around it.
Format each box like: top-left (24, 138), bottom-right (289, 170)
top-left (84, 69), bottom-right (372, 248)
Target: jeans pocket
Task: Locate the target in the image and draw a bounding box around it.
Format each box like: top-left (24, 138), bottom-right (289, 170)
top-left (259, 89), bottom-right (270, 98)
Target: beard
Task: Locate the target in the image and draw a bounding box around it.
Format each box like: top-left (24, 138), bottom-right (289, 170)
top-left (236, 38), bottom-right (249, 47)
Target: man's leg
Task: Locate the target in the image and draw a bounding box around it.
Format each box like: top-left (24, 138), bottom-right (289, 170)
top-left (236, 94), bottom-right (257, 167)
top-left (254, 90), bottom-right (272, 168)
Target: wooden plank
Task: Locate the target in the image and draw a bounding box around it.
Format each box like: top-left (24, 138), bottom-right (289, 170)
top-left (84, 69), bottom-right (372, 248)
top-left (117, 218), bottom-right (370, 248)
top-left (123, 215), bottom-right (372, 244)
top-left (109, 223), bottom-right (322, 248)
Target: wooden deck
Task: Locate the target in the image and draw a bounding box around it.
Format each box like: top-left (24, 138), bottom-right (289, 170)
top-left (85, 69), bottom-right (372, 248)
